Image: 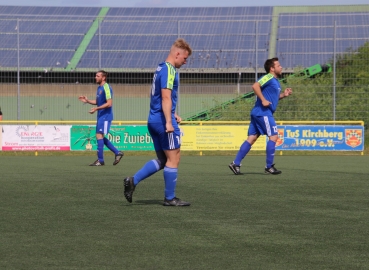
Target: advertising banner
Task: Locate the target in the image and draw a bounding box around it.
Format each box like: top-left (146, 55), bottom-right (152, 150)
top-left (275, 125), bottom-right (364, 151)
top-left (70, 125), bottom-right (266, 151)
top-left (1, 124), bottom-right (363, 152)
top-left (0, 125), bottom-right (4, 151)
top-left (1, 125), bottom-right (71, 151)
top-left (180, 125), bottom-right (266, 151)
top-left (70, 125), bottom-right (154, 151)
top-left (0, 125), bottom-right (2, 151)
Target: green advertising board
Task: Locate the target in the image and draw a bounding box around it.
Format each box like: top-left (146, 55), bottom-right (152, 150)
top-left (70, 125), bottom-right (154, 151)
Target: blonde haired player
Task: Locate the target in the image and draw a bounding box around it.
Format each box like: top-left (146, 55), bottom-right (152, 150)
top-left (124, 38), bottom-right (192, 206)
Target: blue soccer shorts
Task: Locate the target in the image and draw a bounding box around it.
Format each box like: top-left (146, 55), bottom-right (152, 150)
top-left (96, 118), bottom-right (112, 135)
top-left (248, 115), bottom-right (278, 137)
top-left (148, 122), bottom-right (181, 151)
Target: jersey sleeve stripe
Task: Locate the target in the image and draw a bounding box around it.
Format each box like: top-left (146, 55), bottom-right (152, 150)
top-left (103, 83), bottom-right (112, 99)
top-left (258, 74), bottom-right (273, 86)
top-left (165, 62), bottom-right (176, 90)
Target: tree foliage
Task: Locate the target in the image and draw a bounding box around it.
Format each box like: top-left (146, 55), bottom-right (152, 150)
top-left (215, 42), bottom-right (369, 127)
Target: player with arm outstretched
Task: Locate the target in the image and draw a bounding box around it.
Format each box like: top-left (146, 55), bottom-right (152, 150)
top-left (78, 70), bottom-right (124, 166)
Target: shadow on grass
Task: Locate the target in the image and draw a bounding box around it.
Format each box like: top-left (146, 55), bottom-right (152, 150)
top-left (123, 199), bottom-right (162, 206)
top-left (228, 172), bottom-right (268, 176)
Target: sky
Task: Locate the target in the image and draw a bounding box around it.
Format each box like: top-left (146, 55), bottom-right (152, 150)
top-left (0, 0), bottom-right (368, 7)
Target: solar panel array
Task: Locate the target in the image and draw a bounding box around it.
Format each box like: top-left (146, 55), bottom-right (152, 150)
top-left (0, 6), bottom-right (272, 70)
top-left (277, 13), bottom-right (369, 67)
top-left (0, 6), bottom-right (368, 70)
top-left (0, 6), bottom-right (99, 69)
top-left (81, 18), bottom-right (271, 69)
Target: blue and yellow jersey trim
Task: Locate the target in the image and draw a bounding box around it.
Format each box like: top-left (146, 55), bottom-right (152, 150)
top-left (165, 62), bottom-right (176, 90)
top-left (103, 83), bottom-right (112, 99)
top-left (258, 73), bottom-right (274, 87)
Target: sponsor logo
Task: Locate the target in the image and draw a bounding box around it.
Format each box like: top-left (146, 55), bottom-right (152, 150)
top-left (15, 126), bottom-right (43, 137)
top-left (16, 125), bottom-right (28, 137)
top-left (276, 128), bottom-right (284, 147)
top-left (345, 129), bottom-right (362, 148)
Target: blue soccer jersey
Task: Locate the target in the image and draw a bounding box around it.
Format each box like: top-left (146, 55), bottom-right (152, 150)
top-left (251, 74), bottom-right (282, 117)
top-left (148, 62), bottom-right (178, 123)
top-left (96, 83), bottom-right (113, 121)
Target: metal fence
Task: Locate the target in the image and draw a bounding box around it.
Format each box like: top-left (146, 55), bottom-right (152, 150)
top-left (0, 14), bottom-right (368, 125)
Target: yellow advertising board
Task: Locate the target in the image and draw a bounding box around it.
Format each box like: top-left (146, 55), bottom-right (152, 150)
top-left (180, 125), bottom-right (266, 151)
top-left (0, 125), bottom-right (2, 151)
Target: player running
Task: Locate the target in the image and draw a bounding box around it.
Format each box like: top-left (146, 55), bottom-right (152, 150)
top-left (229, 57), bottom-right (292, 175)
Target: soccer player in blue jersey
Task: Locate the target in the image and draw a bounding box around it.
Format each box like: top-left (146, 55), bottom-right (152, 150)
top-left (229, 58), bottom-right (292, 175)
top-left (123, 38), bottom-right (192, 206)
top-left (78, 70), bottom-right (124, 166)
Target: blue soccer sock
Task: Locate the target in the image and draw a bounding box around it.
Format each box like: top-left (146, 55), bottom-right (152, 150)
top-left (103, 137), bottom-right (119, 155)
top-left (133, 159), bottom-right (160, 186)
top-left (97, 139), bottom-right (104, 162)
top-left (164, 166), bottom-right (177, 200)
top-left (234, 141), bottom-right (252, 165)
top-left (266, 140), bottom-right (276, 168)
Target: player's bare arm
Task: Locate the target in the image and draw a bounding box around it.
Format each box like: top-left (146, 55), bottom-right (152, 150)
top-left (252, 82), bottom-right (271, 107)
top-left (89, 99), bottom-right (112, 114)
top-left (162, 89), bottom-right (174, 133)
top-left (279, 88), bottom-right (293, 99)
top-left (78, 96), bottom-right (97, 105)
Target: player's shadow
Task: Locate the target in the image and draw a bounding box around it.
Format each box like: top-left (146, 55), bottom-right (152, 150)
top-left (123, 199), bottom-right (162, 206)
top-left (228, 172), bottom-right (263, 175)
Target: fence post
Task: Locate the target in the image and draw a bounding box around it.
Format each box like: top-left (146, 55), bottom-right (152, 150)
top-left (333, 20), bottom-right (337, 121)
top-left (17, 18), bottom-right (20, 120)
top-left (98, 17), bottom-right (102, 70)
top-left (177, 20), bottom-right (181, 116)
top-left (255, 20), bottom-right (258, 82)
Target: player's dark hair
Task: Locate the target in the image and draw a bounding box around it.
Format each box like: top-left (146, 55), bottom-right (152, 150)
top-left (97, 70), bottom-right (108, 79)
top-left (264, 58), bottom-right (279, 73)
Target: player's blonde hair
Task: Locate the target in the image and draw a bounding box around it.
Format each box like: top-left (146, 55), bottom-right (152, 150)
top-left (172, 38), bottom-right (192, 56)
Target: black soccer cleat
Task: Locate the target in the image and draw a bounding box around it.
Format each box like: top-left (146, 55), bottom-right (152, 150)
top-left (113, 151), bottom-right (124, 165)
top-left (89, 159), bottom-right (105, 166)
top-left (123, 177), bottom-right (135, 203)
top-left (265, 164), bottom-right (282, 175)
top-left (228, 161), bottom-right (241, 175)
top-left (163, 197), bottom-right (191, 206)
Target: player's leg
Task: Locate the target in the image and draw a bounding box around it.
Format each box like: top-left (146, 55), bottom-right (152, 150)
top-left (229, 115), bottom-right (259, 175)
top-left (133, 123), bottom-right (166, 184)
top-left (163, 148), bottom-right (180, 200)
top-left (99, 120), bottom-right (124, 165)
top-left (259, 116), bottom-right (281, 175)
top-left (123, 123), bottom-right (166, 203)
top-left (90, 120), bottom-right (105, 166)
top-left (162, 127), bottom-right (190, 206)
top-left (133, 150), bottom-right (166, 185)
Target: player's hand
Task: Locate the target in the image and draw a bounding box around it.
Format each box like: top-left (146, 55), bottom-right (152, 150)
top-left (166, 122), bottom-right (174, 133)
top-left (262, 100), bottom-right (272, 107)
top-left (89, 107), bottom-right (97, 114)
top-left (175, 115), bottom-right (182, 123)
top-left (78, 96), bottom-right (88, 103)
top-left (284, 88), bottom-right (292, 97)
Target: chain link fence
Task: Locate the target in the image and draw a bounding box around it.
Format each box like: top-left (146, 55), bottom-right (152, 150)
top-left (0, 12), bottom-right (368, 124)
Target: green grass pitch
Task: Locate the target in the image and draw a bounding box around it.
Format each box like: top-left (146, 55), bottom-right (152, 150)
top-left (1, 155), bottom-right (369, 269)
